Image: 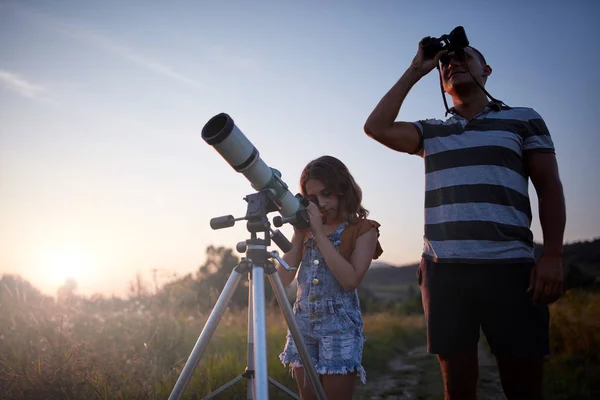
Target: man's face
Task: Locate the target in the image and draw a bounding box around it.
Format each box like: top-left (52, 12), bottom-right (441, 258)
top-left (441, 47), bottom-right (489, 93)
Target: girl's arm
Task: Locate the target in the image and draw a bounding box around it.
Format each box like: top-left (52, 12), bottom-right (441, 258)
top-left (307, 202), bottom-right (378, 291)
top-left (313, 227), bottom-right (378, 291)
top-left (275, 229), bottom-right (306, 287)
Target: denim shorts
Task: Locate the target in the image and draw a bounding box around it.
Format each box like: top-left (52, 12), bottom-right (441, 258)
top-left (418, 257), bottom-right (550, 358)
top-left (279, 299), bottom-right (366, 385)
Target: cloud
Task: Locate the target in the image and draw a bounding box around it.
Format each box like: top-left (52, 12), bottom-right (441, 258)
top-left (10, 3), bottom-right (202, 89)
top-left (57, 28), bottom-right (203, 89)
top-left (0, 69), bottom-right (46, 99)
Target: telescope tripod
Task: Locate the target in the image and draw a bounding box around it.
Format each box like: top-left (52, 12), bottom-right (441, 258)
top-left (168, 191), bottom-right (327, 400)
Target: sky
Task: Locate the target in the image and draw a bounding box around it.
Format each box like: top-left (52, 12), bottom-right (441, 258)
top-left (1, 0), bottom-right (599, 298)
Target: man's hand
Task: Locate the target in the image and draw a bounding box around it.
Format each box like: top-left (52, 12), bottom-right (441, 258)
top-left (527, 254), bottom-right (564, 306)
top-left (409, 37), bottom-right (448, 77)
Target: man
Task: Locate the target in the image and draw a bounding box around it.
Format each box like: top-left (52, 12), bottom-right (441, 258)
top-left (364, 37), bottom-right (566, 400)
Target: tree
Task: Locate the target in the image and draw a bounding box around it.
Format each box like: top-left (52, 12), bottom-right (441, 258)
top-left (57, 278), bottom-right (78, 305)
top-left (196, 245), bottom-right (275, 310)
top-left (1, 274), bottom-right (51, 305)
top-left (128, 272), bottom-right (150, 300)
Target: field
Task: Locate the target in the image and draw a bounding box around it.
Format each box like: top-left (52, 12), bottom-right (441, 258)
top-left (0, 285), bottom-right (425, 400)
top-left (1, 275), bottom-right (599, 400)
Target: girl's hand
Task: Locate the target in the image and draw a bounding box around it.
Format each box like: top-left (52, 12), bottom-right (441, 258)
top-left (306, 201), bottom-right (325, 236)
top-left (291, 225), bottom-right (309, 245)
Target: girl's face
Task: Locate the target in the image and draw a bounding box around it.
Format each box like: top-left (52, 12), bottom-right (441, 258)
top-left (304, 179), bottom-right (341, 224)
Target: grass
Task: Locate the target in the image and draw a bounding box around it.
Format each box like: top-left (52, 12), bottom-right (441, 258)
top-left (0, 288), bottom-right (425, 400)
top-left (544, 288), bottom-right (600, 399)
top-left (0, 283), bottom-right (598, 399)
top-left (0, 295), bottom-right (294, 399)
top-left (361, 312), bottom-right (426, 375)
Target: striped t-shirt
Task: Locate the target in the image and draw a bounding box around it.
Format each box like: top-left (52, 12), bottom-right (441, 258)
top-left (412, 102), bottom-right (555, 264)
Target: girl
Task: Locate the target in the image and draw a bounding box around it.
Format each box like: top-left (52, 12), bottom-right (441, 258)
top-left (276, 155), bottom-right (383, 400)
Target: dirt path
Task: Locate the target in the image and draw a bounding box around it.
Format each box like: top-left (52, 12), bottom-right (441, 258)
top-left (355, 340), bottom-right (505, 399)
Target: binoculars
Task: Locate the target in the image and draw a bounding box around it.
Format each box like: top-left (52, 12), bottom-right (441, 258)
top-left (421, 26), bottom-right (470, 62)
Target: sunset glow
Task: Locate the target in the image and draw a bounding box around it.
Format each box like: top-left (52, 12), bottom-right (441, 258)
top-left (1, 1), bottom-right (598, 298)
top-left (36, 244), bottom-right (92, 288)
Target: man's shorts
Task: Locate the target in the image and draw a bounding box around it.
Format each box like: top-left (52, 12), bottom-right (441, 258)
top-left (418, 257), bottom-right (550, 358)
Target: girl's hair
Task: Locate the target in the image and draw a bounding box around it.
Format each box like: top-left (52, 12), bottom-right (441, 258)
top-left (299, 155), bottom-right (368, 223)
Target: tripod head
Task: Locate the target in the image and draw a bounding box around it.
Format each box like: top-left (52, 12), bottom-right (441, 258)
top-left (209, 189), bottom-right (297, 271)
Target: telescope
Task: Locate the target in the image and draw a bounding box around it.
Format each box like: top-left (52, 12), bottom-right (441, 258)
top-left (201, 113), bottom-right (310, 230)
top-left (168, 113), bottom-right (327, 400)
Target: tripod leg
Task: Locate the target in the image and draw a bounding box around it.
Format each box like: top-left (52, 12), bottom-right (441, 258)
top-left (251, 265), bottom-right (270, 400)
top-left (202, 375), bottom-right (244, 399)
top-left (268, 377), bottom-right (301, 399)
top-left (268, 273), bottom-right (328, 400)
top-left (246, 272), bottom-right (255, 400)
top-left (168, 268), bottom-right (244, 400)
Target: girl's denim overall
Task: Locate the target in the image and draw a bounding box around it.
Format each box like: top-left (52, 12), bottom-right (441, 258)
top-left (279, 221), bottom-right (367, 384)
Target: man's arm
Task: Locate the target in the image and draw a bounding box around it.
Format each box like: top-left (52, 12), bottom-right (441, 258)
top-left (363, 69), bottom-right (423, 154)
top-left (526, 151), bottom-right (566, 305)
top-left (364, 39), bottom-right (446, 155)
top-left (528, 152), bottom-right (566, 257)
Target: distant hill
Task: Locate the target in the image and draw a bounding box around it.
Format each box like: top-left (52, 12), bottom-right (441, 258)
top-left (534, 238), bottom-right (600, 265)
top-left (360, 261), bottom-right (419, 303)
top-left (363, 262), bottom-right (418, 286)
top-left (535, 238), bottom-right (600, 289)
top-left (361, 238), bottom-right (600, 301)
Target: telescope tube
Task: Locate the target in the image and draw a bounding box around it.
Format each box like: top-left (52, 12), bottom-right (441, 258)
top-left (201, 113), bottom-right (305, 225)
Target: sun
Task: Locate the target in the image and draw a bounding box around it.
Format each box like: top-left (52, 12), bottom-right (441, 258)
top-left (44, 247), bottom-right (88, 285)
top-left (32, 242), bottom-right (100, 295)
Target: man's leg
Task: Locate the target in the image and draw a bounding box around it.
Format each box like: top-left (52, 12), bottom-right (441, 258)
top-left (418, 259), bottom-right (481, 400)
top-left (480, 263), bottom-right (550, 400)
top-left (496, 356), bottom-right (544, 400)
top-left (438, 350), bottom-right (479, 400)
